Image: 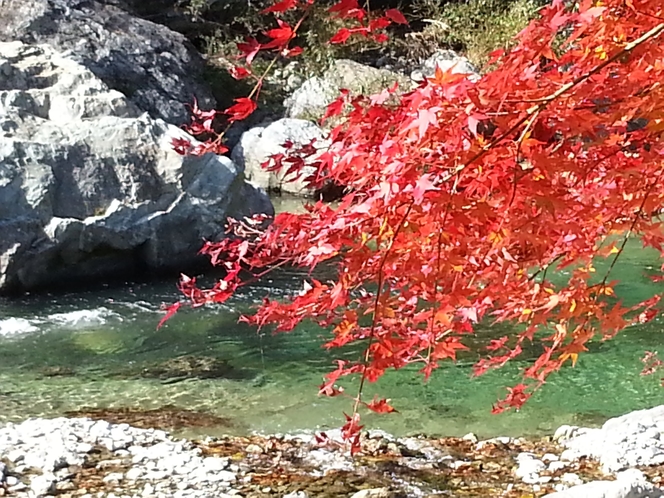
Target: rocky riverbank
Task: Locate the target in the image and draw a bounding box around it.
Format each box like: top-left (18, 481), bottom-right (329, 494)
top-left (3, 406), bottom-right (664, 497)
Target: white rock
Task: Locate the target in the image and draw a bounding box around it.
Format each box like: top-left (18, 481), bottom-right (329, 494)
top-left (350, 488), bottom-right (393, 498)
top-left (7, 482), bottom-right (27, 493)
top-left (522, 474), bottom-right (542, 484)
top-left (30, 474), bottom-right (56, 496)
top-left (284, 492), bottom-right (309, 498)
top-left (617, 469), bottom-right (646, 482)
top-left (548, 461), bottom-right (568, 473)
top-left (561, 406), bottom-right (664, 473)
top-left (462, 433), bottom-right (478, 443)
top-left (559, 449), bottom-right (578, 462)
top-left (543, 476), bottom-right (663, 498)
top-left (103, 472), bottom-right (124, 483)
top-left (125, 467), bottom-right (144, 480)
top-left (411, 50), bottom-right (480, 83)
top-left (231, 118), bottom-right (329, 196)
top-left (76, 442), bottom-right (94, 453)
top-left (202, 457), bottom-right (229, 471)
top-left (6, 450), bottom-right (25, 463)
top-left (202, 470), bottom-right (237, 483)
top-left (560, 473), bottom-right (584, 487)
top-left (515, 453), bottom-right (546, 480)
top-left (284, 59), bottom-right (410, 122)
top-left (553, 425), bottom-right (580, 442)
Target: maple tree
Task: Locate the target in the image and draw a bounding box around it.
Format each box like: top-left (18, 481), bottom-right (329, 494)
top-left (168, 0), bottom-right (664, 450)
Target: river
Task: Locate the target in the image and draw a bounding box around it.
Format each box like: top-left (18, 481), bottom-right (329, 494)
top-left (0, 224), bottom-right (662, 440)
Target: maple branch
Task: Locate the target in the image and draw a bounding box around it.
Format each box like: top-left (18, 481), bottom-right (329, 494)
top-left (352, 202), bottom-right (413, 417)
top-left (438, 21), bottom-right (664, 189)
top-left (425, 184), bottom-right (456, 371)
top-left (527, 253), bottom-right (567, 282)
top-left (634, 9), bottom-right (664, 22)
top-left (527, 22), bottom-right (664, 106)
top-left (597, 168), bottom-right (664, 291)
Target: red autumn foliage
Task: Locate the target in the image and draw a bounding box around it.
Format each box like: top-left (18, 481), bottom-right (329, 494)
top-left (168, 0), bottom-right (664, 444)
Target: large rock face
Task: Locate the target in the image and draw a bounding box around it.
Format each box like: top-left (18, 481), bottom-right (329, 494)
top-left (0, 0), bottom-right (215, 125)
top-left (0, 41), bottom-right (272, 294)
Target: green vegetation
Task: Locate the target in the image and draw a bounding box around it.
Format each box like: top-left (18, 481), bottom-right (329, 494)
top-left (407, 0), bottom-right (550, 66)
top-left (121, 0), bottom-right (547, 108)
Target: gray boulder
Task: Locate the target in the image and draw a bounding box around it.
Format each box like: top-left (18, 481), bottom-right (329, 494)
top-left (284, 59), bottom-right (411, 123)
top-left (0, 41), bottom-right (272, 294)
top-left (231, 118), bottom-right (328, 196)
top-left (0, 0), bottom-right (215, 124)
top-left (410, 50), bottom-right (479, 83)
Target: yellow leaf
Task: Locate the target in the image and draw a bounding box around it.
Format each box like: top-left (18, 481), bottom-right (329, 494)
top-left (569, 300), bottom-right (577, 313)
top-left (560, 352), bottom-right (579, 367)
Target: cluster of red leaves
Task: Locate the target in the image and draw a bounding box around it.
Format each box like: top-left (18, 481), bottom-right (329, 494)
top-left (171, 0), bottom-right (406, 154)
top-left (166, 0), bottom-right (664, 444)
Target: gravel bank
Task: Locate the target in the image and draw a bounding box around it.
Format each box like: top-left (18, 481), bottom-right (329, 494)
top-left (3, 407), bottom-right (664, 497)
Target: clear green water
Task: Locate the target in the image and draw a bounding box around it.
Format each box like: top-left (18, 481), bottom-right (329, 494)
top-left (0, 239), bottom-right (662, 440)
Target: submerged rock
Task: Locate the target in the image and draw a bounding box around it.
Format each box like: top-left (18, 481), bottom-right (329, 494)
top-left (0, 41), bottom-right (272, 294)
top-left (65, 406), bottom-right (235, 432)
top-left (137, 355), bottom-right (236, 381)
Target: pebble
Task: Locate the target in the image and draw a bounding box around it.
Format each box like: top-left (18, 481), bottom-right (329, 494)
top-left (350, 488), bottom-right (393, 498)
top-left (30, 474), bottom-right (56, 496)
top-left (462, 433), bottom-right (478, 443)
top-left (0, 418), bottom-right (243, 498)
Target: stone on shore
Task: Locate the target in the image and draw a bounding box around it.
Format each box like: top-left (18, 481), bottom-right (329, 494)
top-left (555, 405), bottom-right (664, 473)
top-left (544, 469), bottom-right (664, 498)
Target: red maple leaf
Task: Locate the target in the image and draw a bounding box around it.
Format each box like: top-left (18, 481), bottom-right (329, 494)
top-left (263, 19), bottom-right (294, 50)
top-left (224, 97), bottom-right (257, 122)
top-left (366, 397), bottom-right (398, 414)
top-left (236, 37), bottom-right (261, 65)
top-left (385, 9), bottom-right (408, 25)
top-left (262, 0), bottom-right (298, 13)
